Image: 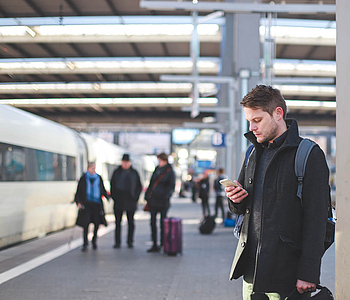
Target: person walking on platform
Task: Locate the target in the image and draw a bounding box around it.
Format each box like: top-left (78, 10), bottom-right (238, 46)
top-left (225, 85), bottom-right (330, 299)
top-left (75, 162), bottom-right (108, 252)
top-left (145, 153), bottom-right (175, 253)
top-left (199, 170), bottom-right (210, 218)
top-left (110, 154), bottom-right (142, 249)
top-left (214, 168), bottom-right (226, 221)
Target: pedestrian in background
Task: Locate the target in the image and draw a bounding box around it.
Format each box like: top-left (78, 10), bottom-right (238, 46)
top-left (199, 170), bottom-right (210, 218)
top-left (214, 168), bottom-right (226, 221)
top-left (145, 153), bottom-right (175, 253)
top-left (225, 85), bottom-right (330, 299)
top-left (110, 154), bottom-right (142, 249)
top-left (75, 162), bottom-right (108, 252)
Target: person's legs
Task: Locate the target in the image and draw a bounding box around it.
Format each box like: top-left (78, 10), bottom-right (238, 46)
top-left (202, 196), bottom-right (210, 216)
top-left (243, 280), bottom-right (281, 300)
top-left (214, 196), bottom-right (219, 217)
top-left (218, 196), bottom-right (225, 219)
top-left (82, 226), bottom-right (89, 251)
top-left (126, 210), bottom-right (135, 248)
top-left (147, 208), bottom-right (159, 252)
top-left (159, 208), bottom-right (168, 247)
top-left (114, 209), bottom-right (123, 247)
top-left (92, 223), bottom-right (98, 250)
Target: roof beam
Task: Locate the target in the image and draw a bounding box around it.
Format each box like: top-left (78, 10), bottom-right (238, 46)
top-left (63, 0), bottom-right (82, 16)
top-left (0, 34), bottom-right (221, 44)
top-left (104, 0), bottom-right (120, 16)
top-left (139, 1), bottom-right (336, 14)
top-left (23, 0), bottom-right (45, 17)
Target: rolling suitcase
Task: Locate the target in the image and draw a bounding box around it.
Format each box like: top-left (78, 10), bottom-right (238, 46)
top-left (163, 217), bottom-right (182, 255)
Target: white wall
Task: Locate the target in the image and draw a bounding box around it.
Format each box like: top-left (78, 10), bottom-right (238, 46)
top-left (335, 0), bottom-right (350, 298)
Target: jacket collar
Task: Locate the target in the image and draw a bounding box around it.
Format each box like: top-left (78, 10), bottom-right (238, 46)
top-left (244, 118), bottom-right (301, 149)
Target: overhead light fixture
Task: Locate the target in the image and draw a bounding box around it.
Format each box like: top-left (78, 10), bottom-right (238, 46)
top-left (275, 84), bottom-right (336, 97)
top-left (286, 99), bottom-right (336, 109)
top-left (0, 82), bottom-right (217, 95)
top-left (0, 57), bottom-right (220, 74)
top-left (0, 97), bottom-right (218, 106)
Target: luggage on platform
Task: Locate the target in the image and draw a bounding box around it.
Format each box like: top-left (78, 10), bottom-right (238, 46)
top-left (199, 215), bottom-right (216, 234)
top-left (163, 217), bottom-right (182, 255)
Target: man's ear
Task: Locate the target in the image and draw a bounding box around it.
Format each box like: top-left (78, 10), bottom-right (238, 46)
top-left (274, 107), bottom-right (284, 121)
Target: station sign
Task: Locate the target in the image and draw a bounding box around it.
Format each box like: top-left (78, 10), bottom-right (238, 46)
top-left (212, 132), bottom-right (226, 147)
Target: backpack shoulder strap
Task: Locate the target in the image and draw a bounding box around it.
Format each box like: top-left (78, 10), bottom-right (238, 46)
top-left (245, 144), bottom-right (255, 166)
top-left (295, 138), bottom-right (316, 205)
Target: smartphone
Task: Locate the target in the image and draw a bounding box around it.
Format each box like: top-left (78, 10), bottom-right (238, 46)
top-left (219, 178), bottom-right (239, 188)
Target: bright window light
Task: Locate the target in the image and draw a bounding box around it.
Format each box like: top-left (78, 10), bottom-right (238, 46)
top-left (196, 150), bottom-right (216, 160)
top-left (260, 26), bottom-right (335, 40)
top-left (0, 58), bottom-right (219, 72)
top-left (275, 84), bottom-right (336, 97)
top-left (29, 24), bottom-right (219, 37)
top-left (286, 100), bottom-right (336, 109)
top-left (273, 60), bottom-right (336, 76)
top-left (0, 97), bottom-right (218, 106)
top-left (0, 82), bottom-right (217, 94)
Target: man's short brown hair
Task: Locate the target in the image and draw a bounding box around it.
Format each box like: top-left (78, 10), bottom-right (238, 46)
top-left (157, 152), bottom-right (168, 162)
top-left (240, 85), bottom-right (287, 120)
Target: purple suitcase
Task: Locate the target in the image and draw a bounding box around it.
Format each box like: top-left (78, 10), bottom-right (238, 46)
top-left (163, 217), bottom-right (182, 255)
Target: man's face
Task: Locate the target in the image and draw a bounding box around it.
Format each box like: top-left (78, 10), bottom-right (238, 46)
top-left (121, 160), bottom-right (131, 170)
top-left (244, 107), bottom-right (280, 144)
top-left (158, 158), bottom-right (167, 167)
top-left (87, 164), bottom-right (96, 174)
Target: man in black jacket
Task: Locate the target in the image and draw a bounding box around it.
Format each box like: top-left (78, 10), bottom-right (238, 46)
top-left (145, 153), bottom-right (175, 253)
top-left (225, 85), bottom-right (330, 299)
top-left (110, 154), bottom-right (142, 249)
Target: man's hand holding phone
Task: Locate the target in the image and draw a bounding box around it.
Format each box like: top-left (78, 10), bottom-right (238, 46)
top-left (219, 179), bottom-right (248, 204)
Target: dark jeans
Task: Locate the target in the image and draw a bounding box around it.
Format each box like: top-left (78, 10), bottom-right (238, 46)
top-left (200, 196), bottom-right (210, 217)
top-left (150, 207), bottom-right (168, 246)
top-left (215, 195), bottom-right (225, 219)
top-left (83, 224), bottom-right (98, 246)
top-left (114, 209), bottom-right (135, 245)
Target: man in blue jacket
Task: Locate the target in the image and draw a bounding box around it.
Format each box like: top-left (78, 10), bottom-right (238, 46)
top-left (225, 85), bottom-right (330, 299)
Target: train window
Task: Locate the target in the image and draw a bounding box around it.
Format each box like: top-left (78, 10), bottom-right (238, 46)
top-left (0, 142), bottom-right (76, 182)
top-left (66, 156), bottom-right (76, 181)
top-left (4, 146), bottom-right (25, 181)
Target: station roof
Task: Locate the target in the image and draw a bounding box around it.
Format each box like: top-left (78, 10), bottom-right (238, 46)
top-left (0, 0), bottom-right (336, 130)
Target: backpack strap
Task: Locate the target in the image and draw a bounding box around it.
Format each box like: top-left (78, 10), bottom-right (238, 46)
top-left (245, 144), bottom-right (255, 166)
top-left (295, 139), bottom-right (316, 206)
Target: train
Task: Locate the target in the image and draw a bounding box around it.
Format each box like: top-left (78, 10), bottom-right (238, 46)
top-left (0, 104), bottom-right (155, 249)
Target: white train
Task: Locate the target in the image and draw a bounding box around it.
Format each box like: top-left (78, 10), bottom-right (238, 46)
top-left (0, 104), bottom-right (155, 249)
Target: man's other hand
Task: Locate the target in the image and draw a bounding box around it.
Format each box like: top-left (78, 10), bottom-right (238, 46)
top-left (296, 279), bottom-right (316, 294)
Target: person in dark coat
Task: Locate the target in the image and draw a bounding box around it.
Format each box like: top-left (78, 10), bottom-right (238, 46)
top-left (145, 152), bottom-right (175, 253)
top-left (110, 154), bottom-right (142, 249)
top-left (225, 85), bottom-right (330, 299)
top-left (214, 168), bottom-right (226, 220)
top-left (198, 170), bottom-right (210, 218)
top-left (75, 162), bottom-right (109, 252)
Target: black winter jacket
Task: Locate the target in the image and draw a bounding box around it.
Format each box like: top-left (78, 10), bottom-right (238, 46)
top-left (145, 163), bottom-right (175, 209)
top-left (110, 166), bottom-right (142, 211)
top-left (74, 173), bottom-right (108, 227)
top-left (228, 119), bottom-right (330, 296)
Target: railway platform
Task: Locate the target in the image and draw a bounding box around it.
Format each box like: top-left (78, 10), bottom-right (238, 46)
top-left (0, 196), bottom-right (335, 300)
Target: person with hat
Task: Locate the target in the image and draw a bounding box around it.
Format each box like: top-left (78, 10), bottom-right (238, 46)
top-left (110, 154), bottom-right (142, 248)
